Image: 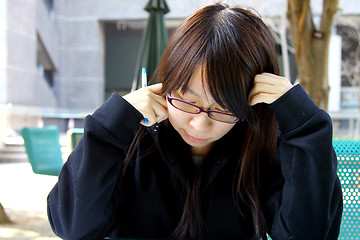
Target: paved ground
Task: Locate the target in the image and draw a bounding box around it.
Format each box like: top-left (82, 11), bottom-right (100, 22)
top-left (0, 162), bottom-right (60, 239)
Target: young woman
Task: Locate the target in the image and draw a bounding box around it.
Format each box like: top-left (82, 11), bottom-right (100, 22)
top-left (47, 3), bottom-right (343, 240)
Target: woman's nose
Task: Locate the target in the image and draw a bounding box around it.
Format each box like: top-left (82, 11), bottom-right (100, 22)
top-left (189, 112), bottom-right (211, 131)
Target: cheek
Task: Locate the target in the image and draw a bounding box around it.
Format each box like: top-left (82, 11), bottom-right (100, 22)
top-left (213, 123), bottom-right (236, 140)
top-left (167, 104), bottom-right (189, 128)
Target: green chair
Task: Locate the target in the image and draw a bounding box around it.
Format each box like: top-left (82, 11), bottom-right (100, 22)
top-left (21, 126), bottom-right (63, 176)
top-left (333, 140), bottom-right (360, 239)
top-left (69, 128), bottom-right (84, 150)
top-left (266, 140), bottom-right (360, 240)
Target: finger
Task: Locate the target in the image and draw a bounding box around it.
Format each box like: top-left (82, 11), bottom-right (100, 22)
top-left (253, 73), bottom-right (275, 85)
top-left (123, 84), bottom-right (167, 126)
top-left (150, 92), bottom-right (167, 108)
top-left (248, 82), bottom-right (279, 101)
top-left (140, 101), bottom-right (168, 126)
top-left (254, 73), bottom-right (290, 88)
top-left (140, 110), bottom-right (167, 126)
top-left (140, 110), bottom-right (156, 126)
top-left (256, 73), bottom-right (293, 91)
top-left (249, 92), bottom-right (278, 106)
top-left (141, 118), bottom-right (149, 126)
top-left (147, 83), bottom-right (163, 94)
top-left (152, 101), bottom-right (168, 122)
top-left (249, 73), bottom-right (293, 106)
top-left (249, 84), bottom-right (286, 106)
top-left (254, 72), bottom-right (284, 82)
top-left (158, 112), bottom-right (169, 123)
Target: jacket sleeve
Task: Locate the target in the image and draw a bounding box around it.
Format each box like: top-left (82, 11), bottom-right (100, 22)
top-left (264, 85), bottom-right (343, 240)
top-left (47, 93), bottom-right (143, 239)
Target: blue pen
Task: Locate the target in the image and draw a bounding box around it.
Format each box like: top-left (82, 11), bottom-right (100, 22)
top-left (141, 68), bottom-right (148, 124)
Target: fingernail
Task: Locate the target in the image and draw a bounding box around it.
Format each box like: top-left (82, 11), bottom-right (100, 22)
top-left (143, 118), bottom-right (148, 124)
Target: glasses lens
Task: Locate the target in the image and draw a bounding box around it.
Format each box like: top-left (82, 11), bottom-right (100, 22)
top-left (209, 112), bottom-right (239, 123)
top-left (171, 99), bottom-right (200, 114)
top-left (168, 95), bottom-right (239, 123)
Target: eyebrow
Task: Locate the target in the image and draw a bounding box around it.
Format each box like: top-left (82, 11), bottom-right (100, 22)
top-left (183, 87), bottom-right (199, 97)
top-left (183, 87), bottom-right (224, 110)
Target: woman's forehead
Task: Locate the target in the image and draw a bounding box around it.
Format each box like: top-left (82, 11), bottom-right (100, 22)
top-left (178, 75), bottom-right (221, 107)
top-left (182, 66), bottom-right (210, 95)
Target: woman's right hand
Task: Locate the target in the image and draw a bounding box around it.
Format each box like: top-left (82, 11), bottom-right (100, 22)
top-left (122, 83), bottom-right (168, 126)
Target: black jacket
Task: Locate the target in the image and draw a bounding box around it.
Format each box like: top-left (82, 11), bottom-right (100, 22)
top-left (47, 85), bottom-right (343, 239)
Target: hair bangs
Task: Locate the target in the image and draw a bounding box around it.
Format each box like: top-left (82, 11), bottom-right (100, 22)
top-left (202, 11), bottom-right (259, 122)
top-left (159, 8), bottom-right (213, 97)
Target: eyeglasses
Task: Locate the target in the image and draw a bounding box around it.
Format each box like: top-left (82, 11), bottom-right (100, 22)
top-left (167, 93), bottom-right (239, 124)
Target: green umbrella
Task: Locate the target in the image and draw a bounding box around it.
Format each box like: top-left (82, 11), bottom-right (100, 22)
top-left (131, 0), bottom-right (170, 91)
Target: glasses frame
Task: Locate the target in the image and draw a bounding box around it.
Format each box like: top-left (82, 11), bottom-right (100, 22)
top-left (167, 93), bottom-right (240, 124)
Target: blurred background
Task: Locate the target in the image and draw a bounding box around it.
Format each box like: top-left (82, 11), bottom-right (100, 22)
top-left (0, 0), bottom-right (359, 239)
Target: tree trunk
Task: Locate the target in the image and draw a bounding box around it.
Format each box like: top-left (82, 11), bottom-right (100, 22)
top-left (0, 202), bottom-right (11, 224)
top-left (287, 0), bottom-right (338, 110)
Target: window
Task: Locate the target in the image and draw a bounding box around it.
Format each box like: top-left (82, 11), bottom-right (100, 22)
top-left (37, 34), bottom-right (56, 91)
top-left (43, 0), bottom-right (55, 21)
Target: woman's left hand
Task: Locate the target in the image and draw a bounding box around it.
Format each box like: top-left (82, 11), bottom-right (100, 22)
top-left (248, 73), bottom-right (293, 106)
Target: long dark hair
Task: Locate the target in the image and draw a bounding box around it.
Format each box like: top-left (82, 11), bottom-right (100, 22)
top-left (124, 3), bottom-right (279, 239)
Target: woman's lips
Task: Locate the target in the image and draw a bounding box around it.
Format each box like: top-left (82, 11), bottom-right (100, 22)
top-left (186, 132), bottom-right (206, 143)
